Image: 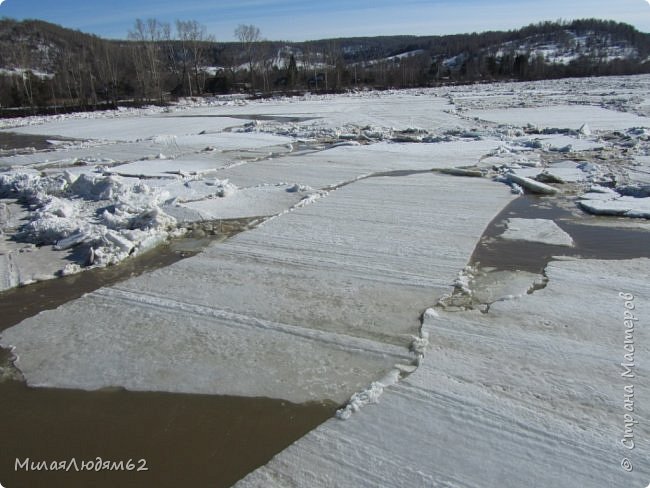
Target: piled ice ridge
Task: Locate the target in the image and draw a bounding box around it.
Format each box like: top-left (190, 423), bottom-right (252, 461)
top-left (1, 170), bottom-right (178, 267)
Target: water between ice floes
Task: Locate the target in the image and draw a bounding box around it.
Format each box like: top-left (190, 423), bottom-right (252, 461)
top-left (0, 131), bottom-right (68, 151)
top-left (170, 113), bottom-right (320, 123)
top-left (472, 195), bottom-right (650, 273)
top-left (0, 224), bottom-right (336, 488)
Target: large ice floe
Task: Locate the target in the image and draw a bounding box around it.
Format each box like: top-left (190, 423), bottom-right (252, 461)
top-left (0, 174), bottom-right (515, 402)
top-left (236, 258), bottom-right (649, 487)
top-left (468, 104), bottom-right (650, 131)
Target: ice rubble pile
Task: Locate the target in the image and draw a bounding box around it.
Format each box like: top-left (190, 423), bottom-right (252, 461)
top-left (240, 120), bottom-right (491, 145)
top-left (0, 170), bottom-right (192, 267)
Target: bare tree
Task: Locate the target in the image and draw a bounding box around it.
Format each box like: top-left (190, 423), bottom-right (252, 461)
top-left (162, 22), bottom-right (183, 94)
top-left (325, 41), bottom-right (345, 90)
top-left (14, 43), bottom-right (35, 106)
top-left (95, 38), bottom-right (119, 104)
top-left (286, 54), bottom-right (298, 89)
top-left (259, 42), bottom-right (276, 92)
top-left (128, 18), bottom-right (168, 101)
top-left (301, 43), bottom-right (319, 90)
top-left (177, 20), bottom-right (214, 95)
top-left (175, 20), bottom-right (193, 95)
top-left (235, 24), bottom-right (261, 87)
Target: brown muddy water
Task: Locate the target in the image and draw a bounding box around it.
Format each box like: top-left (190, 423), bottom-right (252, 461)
top-left (0, 381), bottom-right (333, 488)
top-left (0, 132), bottom-right (58, 151)
top-left (0, 223), bottom-right (336, 488)
top-left (171, 114), bottom-right (320, 123)
top-left (471, 195), bottom-right (650, 273)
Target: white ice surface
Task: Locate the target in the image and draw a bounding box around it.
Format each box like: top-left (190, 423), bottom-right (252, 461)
top-left (470, 269), bottom-right (543, 304)
top-left (164, 186), bottom-right (310, 221)
top-left (0, 174), bottom-right (514, 403)
top-left (469, 105), bottom-right (650, 131)
top-left (160, 94), bottom-right (470, 133)
top-left (0, 134), bottom-right (293, 170)
top-left (213, 140), bottom-right (500, 190)
top-left (500, 218), bottom-right (575, 246)
top-left (236, 258), bottom-right (649, 487)
top-left (545, 160), bottom-right (597, 182)
top-left (2, 76), bottom-right (650, 487)
top-left (5, 115), bottom-right (243, 142)
top-left (112, 158), bottom-right (230, 178)
top-left (579, 191), bottom-right (650, 218)
top-left (0, 240), bottom-right (76, 289)
top-left (0, 200), bottom-right (73, 289)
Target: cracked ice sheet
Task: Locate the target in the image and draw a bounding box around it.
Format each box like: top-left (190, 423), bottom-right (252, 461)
top-left (0, 133), bottom-right (293, 170)
top-left (0, 201), bottom-right (80, 291)
top-left (468, 105), bottom-right (650, 131)
top-left (163, 186), bottom-right (310, 222)
top-left (235, 257), bottom-right (649, 488)
top-left (110, 158), bottom-right (229, 178)
top-left (0, 239), bottom-right (78, 290)
top-left (164, 94), bottom-right (470, 133)
top-left (214, 139), bottom-right (501, 189)
top-left (5, 114), bottom-right (245, 142)
top-left (5, 93), bottom-right (469, 146)
top-left (0, 174), bottom-right (514, 403)
top-left (0, 140), bottom-right (168, 168)
top-left (108, 142), bottom-right (291, 178)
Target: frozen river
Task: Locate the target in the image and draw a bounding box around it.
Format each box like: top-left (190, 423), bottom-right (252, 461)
top-left (1, 75), bottom-right (649, 487)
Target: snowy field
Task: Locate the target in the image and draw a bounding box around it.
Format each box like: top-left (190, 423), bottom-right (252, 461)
top-left (1, 74), bottom-right (650, 486)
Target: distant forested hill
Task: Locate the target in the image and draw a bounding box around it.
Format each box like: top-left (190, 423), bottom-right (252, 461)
top-left (1, 17), bottom-right (649, 110)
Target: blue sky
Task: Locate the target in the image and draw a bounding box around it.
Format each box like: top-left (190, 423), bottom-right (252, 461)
top-left (1, 0), bottom-right (649, 41)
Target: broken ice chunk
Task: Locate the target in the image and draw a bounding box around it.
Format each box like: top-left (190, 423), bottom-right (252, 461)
top-left (500, 218), bottom-right (575, 247)
top-left (578, 123), bottom-right (591, 136)
top-left (506, 173), bottom-right (559, 195)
